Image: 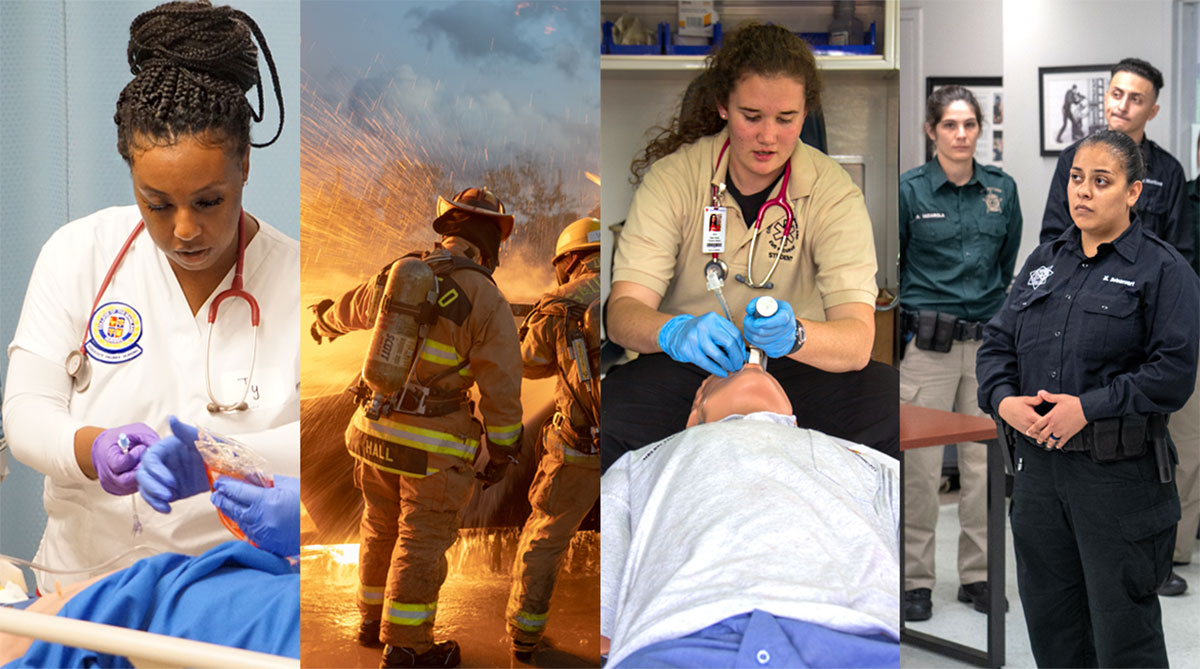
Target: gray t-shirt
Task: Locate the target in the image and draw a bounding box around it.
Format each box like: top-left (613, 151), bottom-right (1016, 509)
top-left (601, 412), bottom-right (899, 667)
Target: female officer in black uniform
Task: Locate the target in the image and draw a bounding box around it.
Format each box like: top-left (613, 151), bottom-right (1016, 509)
top-left (977, 129), bottom-right (1199, 668)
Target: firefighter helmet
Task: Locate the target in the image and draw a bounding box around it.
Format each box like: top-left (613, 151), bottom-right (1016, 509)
top-left (552, 217), bottom-right (601, 264)
top-left (435, 187), bottom-right (515, 241)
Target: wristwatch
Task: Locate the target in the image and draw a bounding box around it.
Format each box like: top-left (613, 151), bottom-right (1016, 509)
top-left (789, 318), bottom-right (806, 354)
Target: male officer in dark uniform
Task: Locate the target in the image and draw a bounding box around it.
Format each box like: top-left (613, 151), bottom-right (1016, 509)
top-left (1040, 59), bottom-right (1192, 267)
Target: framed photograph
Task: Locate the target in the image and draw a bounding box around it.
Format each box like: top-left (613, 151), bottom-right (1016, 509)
top-left (924, 77), bottom-right (1003, 168)
top-left (1039, 65), bottom-right (1112, 156)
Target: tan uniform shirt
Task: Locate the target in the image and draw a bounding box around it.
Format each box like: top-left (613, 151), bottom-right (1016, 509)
top-left (613, 129), bottom-right (877, 328)
top-left (324, 249), bottom-right (524, 475)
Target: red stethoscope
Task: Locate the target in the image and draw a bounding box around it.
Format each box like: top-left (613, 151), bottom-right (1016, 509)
top-left (64, 211), bottom-right (260, 412)
top-left (709, 138), bottom-right (797, 290)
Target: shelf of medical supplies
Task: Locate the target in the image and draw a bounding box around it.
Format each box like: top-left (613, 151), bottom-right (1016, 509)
top-left (601, 53), bottom-right (895, 72)
top-left (600, 0), bottom-right (897, 71)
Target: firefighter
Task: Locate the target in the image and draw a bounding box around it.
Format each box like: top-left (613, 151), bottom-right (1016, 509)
top-left (506, 217), bottom-right (601, 659)
top-left (310, 187), bottom-right (524, 669)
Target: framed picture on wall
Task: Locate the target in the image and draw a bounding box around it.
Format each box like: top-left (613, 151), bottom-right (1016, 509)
top-left (924, 77), bottom-right (1003, 168)
top-left (1038, 64), bottom-right (1112, 156)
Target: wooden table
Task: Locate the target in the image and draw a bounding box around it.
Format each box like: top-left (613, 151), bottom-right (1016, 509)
top-left (901, 403), bottom-right (997, 450)
top-left (899, 403), bottom-right (1006, 668)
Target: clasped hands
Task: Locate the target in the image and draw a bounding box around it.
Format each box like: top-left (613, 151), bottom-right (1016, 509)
top-left (657, 297), bottom-right (796, 377)
top-left (998, 390), bottom-right (1088, 449)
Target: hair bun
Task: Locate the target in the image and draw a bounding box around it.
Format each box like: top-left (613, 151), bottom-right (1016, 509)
top-left (127, 0), bottom-right (259, 94)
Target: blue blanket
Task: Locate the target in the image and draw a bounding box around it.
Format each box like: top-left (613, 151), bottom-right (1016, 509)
top-left (8, 541), bottom-right (298, 667)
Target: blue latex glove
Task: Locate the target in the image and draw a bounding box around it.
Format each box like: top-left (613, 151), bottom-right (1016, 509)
top-left (744, 297), bottom-right (798, 358)
top-left (657, 312), bottom-right (746, 377)
top-left (137, 416), bottom-right (208, 513)
top-left (212, 475), bottom-right (300, 558)
top-left (92, 423), bottom-right (158, 495)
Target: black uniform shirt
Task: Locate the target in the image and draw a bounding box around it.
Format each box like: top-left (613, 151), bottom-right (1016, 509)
top-left (1040, 138), bottom-right (1192, 268)
top-left (978, 217), bottom-right (1199, 421)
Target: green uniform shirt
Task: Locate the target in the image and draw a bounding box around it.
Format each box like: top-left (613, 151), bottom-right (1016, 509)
top-left (1188, 178), bottom-right (1199, 276)
top-left (899, 159), bottom-right (1022, 321)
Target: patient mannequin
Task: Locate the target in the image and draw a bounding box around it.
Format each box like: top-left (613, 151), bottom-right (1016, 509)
top-left (601, 359), bottom-right (899, 667)
top-left (685, 360), bottom-right (794, 427)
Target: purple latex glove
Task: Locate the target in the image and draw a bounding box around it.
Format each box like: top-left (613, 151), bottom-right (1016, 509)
top-left (91, 423), bottom-right (159, 495)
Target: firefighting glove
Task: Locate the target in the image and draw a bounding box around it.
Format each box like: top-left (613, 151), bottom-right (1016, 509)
top-left (476, 452), bottom-right (517, 491)
top-left (743, 297), bottom-right (798, 359)
top-left (309, 299), bottom-right (340, 344)
top-left (657, 313), bottom-right (747, 377)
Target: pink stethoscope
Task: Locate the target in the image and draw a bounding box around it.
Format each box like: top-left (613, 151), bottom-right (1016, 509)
top-left (710, 138), bottom-right (796, 290)
top-left (65, 211), bottom-right (260, 412)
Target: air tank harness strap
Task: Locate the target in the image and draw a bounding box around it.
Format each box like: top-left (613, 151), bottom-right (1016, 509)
top-left (551, 411), bottom-right (599, 454)
top-left (390, 359), bottom-right (474, 417)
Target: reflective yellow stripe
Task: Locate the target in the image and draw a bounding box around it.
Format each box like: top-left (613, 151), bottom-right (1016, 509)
top-left (562, 445), bottom-right (599, 463)
top-left (386, 600), bottom-right (437, 626)
top-left (487, 422), bottom-right (522, 446)
top-left (511, 609), bottom-right (549, 632)
top-left (420, 339), bottom-right (472, 376)
top-left (353, 412), bottom-right (479, 460)
top-left (359, 585), bottom-right (385, 605)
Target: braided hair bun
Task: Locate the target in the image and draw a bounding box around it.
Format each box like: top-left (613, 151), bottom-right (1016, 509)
top-left (115, 0), bottom-right (284, 162)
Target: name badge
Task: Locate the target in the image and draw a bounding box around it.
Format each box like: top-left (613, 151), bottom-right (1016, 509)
top-left (217, 366), bottom-right (290, 409)
top-left (702, 206), bottom-right (726, 254)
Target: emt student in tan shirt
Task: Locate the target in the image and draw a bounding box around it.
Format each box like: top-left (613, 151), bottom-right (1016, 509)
top-left (603, 23), bottom-right (897, 471)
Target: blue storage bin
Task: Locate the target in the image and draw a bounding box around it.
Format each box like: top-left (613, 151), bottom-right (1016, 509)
top-left (602, 20), bottom-right (663, 55)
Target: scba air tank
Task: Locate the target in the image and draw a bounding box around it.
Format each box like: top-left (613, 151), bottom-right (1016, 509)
top-left (362, 257), bottom-right (436, 394)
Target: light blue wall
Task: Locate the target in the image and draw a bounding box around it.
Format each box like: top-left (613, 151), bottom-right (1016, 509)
top-left (0, 0), bottom-right (299, 563)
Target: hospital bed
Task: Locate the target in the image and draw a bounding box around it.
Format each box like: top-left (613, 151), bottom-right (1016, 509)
top-left (0, 605), bottom-right (298, 668)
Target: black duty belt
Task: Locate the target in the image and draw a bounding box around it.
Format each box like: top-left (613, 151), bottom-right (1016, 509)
top-left (901, 308), bottom-right (985, 342)
top-left (1016, 414), bottom-right (1166, 464)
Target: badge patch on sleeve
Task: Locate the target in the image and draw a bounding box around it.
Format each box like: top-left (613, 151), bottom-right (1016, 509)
top-left (85, 301), bottom-right (144, 364)
top-left (1027, 265), bottom-right (1054, 289)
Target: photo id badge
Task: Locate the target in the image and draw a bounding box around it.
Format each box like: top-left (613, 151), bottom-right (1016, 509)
top-left (702, 206), bottom-right (726, 254)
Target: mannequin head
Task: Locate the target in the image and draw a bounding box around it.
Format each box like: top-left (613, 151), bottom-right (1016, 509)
top-left (685, 361), bottom-right (793, 427)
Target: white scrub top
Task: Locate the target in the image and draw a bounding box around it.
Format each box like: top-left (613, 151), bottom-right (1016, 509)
top-left (3, 205), bottom-right (300, 592)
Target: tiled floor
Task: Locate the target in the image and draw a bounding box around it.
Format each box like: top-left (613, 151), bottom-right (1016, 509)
top-left (901, 492), bottom-right (1199, 668)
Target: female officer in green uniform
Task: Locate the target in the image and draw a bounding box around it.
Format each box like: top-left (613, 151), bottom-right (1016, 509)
top-left (978, 130), bottom-right (1199, 668)
top-left (899, 86), bottom-right (1021, 621)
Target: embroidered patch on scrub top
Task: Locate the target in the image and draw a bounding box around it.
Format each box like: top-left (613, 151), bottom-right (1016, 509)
top-left (85, 301), bottom-right (144, 364)
top-left (1027, 265), bottom-right (1054, 289)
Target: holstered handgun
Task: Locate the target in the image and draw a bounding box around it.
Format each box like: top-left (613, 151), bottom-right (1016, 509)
top-left (992, 415), bottom-right (1016, 476)
top-left (1150, 413), bottom-right (1174, 484)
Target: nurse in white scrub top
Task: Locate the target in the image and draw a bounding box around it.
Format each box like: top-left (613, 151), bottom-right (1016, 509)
top-left (1, 1), bottom-right (300, 593)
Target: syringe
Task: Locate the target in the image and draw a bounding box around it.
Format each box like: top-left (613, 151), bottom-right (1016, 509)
top-left (118, 434), bottom-right (143, 535)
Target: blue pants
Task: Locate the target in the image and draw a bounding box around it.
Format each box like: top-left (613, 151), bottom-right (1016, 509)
top-left (616, 609), bottom-right (898, 668)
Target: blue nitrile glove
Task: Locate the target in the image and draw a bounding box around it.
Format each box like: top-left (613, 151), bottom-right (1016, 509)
top-left (212, 475), bottom-right (300, 558)
top-left (92, 423), bottom-right (158, 495)
top-left (744, 297), bottom-right (798, 358)
top-left (137, 416), bottom-right (208, 513)
top-left (657, 312), bottom-right (747, 377)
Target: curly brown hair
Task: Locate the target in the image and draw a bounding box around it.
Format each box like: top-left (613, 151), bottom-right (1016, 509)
top-left (629, 23), bottom-right (822, 184)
